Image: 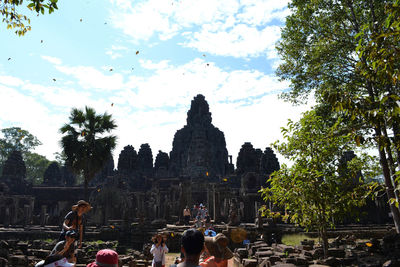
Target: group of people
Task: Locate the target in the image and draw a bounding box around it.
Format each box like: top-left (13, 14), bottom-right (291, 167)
top-left (171, 229), bottom-right (233, 267)
top-left (35, 200), bottom-right (233, 267)
top-left (183, 204), bottom-right (211, 228)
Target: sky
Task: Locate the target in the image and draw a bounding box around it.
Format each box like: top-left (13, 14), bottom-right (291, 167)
top-left (0, 0), bottom-right (312, 166)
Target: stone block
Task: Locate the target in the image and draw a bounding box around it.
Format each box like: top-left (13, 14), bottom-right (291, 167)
top-left (295, 256), bottom-right (309, 266)
top-left (269, 255), bottom-right (281, 265)
top-left (236, 248), bottom-right (248, 258)
top-left (258, 258), bottom-right (271, 267)
top-left (0, 249), bottom-right (8, 259)
top-left (276, 244), bottom-right (295, 254)
top-left (311, 248), bottom-right (324, 259)
top-left (285, 258), bottom-right (297, 264)
top-left (322, 257), bottom-right (340, 267)
top-left (327, 248), bottom-right (345, 258)
top-left (16, 242), bottom-right (28, 254)
top-left (383, 260), bottom-right (400, 267)
top-left (0, 242), bottom-right (9, 250)
top-left (0, 257), bottom-right (8, 267)
top-left (9, 255), bottom-right (28, 267)
top-left (273, 264), bottom-right (296, 267)
top-left (32, 249), bottom-right (51, 259)
top-left (255, 250), bottom-right (274, 258)
top-left (301, 239), bottom-right (314, 246)
top-left (242, 258), bottom-right (257, 267)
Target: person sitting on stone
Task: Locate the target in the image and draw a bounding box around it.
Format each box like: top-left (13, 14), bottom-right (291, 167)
top-left (86, 249), bottom-right (119, 267)
top-left (60, 200), bottom-right (92, 248)
top-left (35, 254), bottom-right (75, 267)
top-left (177, 229), bottom-right (205, 267)
top-left (51, 230), bottom-right (78, 263)
top-left (199, 233), bottom-right (233, 267)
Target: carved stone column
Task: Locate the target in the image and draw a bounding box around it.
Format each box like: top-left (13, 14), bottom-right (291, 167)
top-left (40, 205), bottom-right (47, 227)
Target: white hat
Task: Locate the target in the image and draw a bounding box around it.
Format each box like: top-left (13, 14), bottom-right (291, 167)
top-left (44, 258), bottom-right (74, 267)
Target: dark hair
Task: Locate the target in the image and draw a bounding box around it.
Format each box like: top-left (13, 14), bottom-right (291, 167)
top-left (44, 255), bottom-right (63, 265)
top-left (181, 229), bottom-right (204, 256)
top-left (65, 230), bottom-right (78, 238)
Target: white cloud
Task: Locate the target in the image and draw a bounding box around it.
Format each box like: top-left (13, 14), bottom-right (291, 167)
top-left (109, 0), bottom-right (289, 58)
top-left (105, 45), bottom-right (129, 59)
top-left (0, 75), bottom-right (24, 87)
top-left (55, 65), bottom-right (125, 91)
top-left (41, 55), bottom-right (62, 65)
top-left (184, 25), bottom-right (281, 58)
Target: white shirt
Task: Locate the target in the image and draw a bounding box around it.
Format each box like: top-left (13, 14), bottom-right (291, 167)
top-left (150, 244), bottom-right (168, 266)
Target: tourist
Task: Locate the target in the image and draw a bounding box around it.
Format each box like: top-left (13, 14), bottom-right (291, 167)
top-left (183, 206), bottom-right (191, 225)
top-left (150, 233), bottom-right (169, 267)
top-left (87, 249), bottom-right (119, 267)
top-left (200, 233), bottom-right (233, 267)
top-left (195, 214), bottom-right (202, 228)
top-left (35, 255), bottom-right (75, 267)
top-left (177, 229), bottom-right (205, 267)
top-left (50, 230), bottom-right (78, 263)
top-left (204, 212), bottom-right (211, 229)
top-left (60, 200), bottom-right (92, 248)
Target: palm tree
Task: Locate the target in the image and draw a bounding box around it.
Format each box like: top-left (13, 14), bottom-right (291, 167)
top-left (60, 106), bottom-right (117, 199)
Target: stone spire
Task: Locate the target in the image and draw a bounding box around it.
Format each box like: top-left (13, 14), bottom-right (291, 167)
top-left (236, 142), bottom-right (259, 174)
top-left (169, 94), bottom-right (229, 178)
top-left (117, 145), bottom-right (138, 174)
top-left (137, 143), bottom-right (153, 175)
top-left (259, 147), bottom-right (280, 176)
top-left (43, 162), bottom-right (62, 186)
top-left (0, 150), bottom-right (30, 194)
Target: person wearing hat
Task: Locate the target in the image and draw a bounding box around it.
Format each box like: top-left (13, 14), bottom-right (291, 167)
top-left (199, 234), bottom-right (233, 267)
top-left (150, 234), bottom-right (169, 267)
top-left (87, 249), bottom-right (119, 267)
top-left (59, 200), bottom-right (92, 248)
top-left (50, 230), bottom-right (78, 263)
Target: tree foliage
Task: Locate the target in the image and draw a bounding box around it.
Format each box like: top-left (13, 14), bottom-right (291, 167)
top-left (60, 106), bottom-right (117, 199)
top-left (0, 127), bottom-right (51, 184)
top-left (276, 0), bottom-right (400, 232)
top-left (261, 110), bottom-right (375, 256)
top-left (25, 151), bottom-right (51, 185)
top-left (1, 0), bottom-right (58, 35)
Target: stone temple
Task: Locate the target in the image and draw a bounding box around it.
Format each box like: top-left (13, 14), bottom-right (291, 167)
top-left (0, 94), bottom-right (390, 227)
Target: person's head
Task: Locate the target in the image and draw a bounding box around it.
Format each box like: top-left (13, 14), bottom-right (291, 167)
top-left (152, 234), bottom-right (163, 244)
top-left (72, 200), bottom-right (92, 214)
top-left (65, 230), bottom-right (77, 243)
top-left (87, 249), bottom-right (119, 267)
top-left (181, 229), bottom-right (204, 257)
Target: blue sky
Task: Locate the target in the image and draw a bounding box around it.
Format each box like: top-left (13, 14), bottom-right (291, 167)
top-left (0, 0), bottom-right (311, 165)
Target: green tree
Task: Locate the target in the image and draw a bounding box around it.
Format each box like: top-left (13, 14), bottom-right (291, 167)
top-left (0, 127), bottom-right (41, 160)
top-left (261, 110), bottom-right (374, 257)
top-left (60, 106), bottom-right (117, 199)
top-left (25, 151), bottom-right (51, 185)
top-left (1, 0), bottom-right (58, 35)
top-left (276, 0), bottom-right (400, 232)
top-left (0, 127), bottom-right (42, 174)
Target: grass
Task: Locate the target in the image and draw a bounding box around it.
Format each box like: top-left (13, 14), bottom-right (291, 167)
top-left (281, 233), bottom-right (319, 246)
